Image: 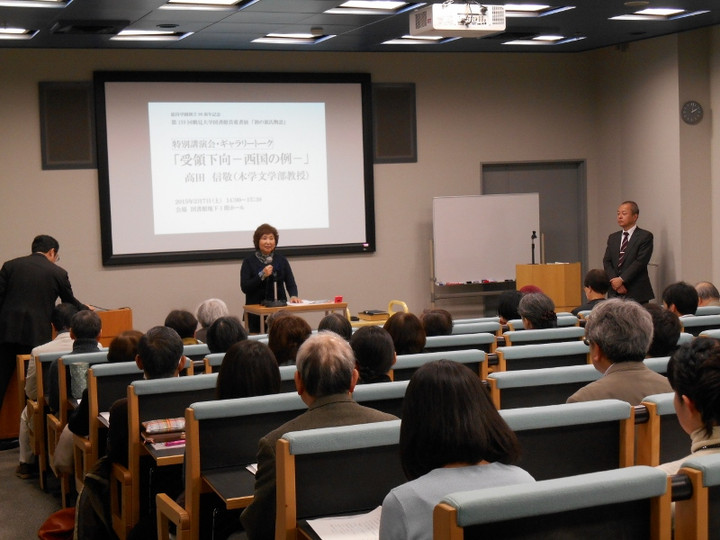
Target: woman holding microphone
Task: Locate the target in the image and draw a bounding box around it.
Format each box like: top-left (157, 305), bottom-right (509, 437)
top-left (241, 223), bottom-right (300, 333)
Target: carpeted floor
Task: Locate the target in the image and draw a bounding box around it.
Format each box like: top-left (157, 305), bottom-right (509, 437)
top-left (0, 444), bottom-right (62, 539)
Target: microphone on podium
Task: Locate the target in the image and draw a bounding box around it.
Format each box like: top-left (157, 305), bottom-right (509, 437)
top-left (261, 255), bottom-right (287, 307)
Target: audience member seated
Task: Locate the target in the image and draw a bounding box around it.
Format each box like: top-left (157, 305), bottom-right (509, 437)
top-left (696, 281), bottom-right (720, 307)
top-left (657, 337), bottom-right (720, 474)
top-left (216, 340), bottom-right (281, 399)
top-left (350, 326), bottom-right (396, 384)
top-left (572, 269), bottom-right (610, 315)
top-left (567, 299), bottom-right (671, 405)
top-left (16, 302), bottom-right (78, 479)
top-left (497, 290), bottom-right (524, 325)
top-left (206, 315), bottom-right (248, 354)
top-left (239, 332), bottom-right (397, 539)
top-left (268, 313), bottom-right (312, 366)
top-left (645, 303), bottom-right (681, 358)
top-left (73, 326), bottom-right (188, 540)
top-left (318, 312), bottom-right (353, 341)
top-left (379, 360), bottom-right (535, 540)
top-left (383, 312), bottom-right (426, 355)
top-left (518, 292), bottom-right (558, 329)
top-left (662, 281), bottom-right (699, 316)
top-left (54, 330), bottom-right (144, 474)
top-left (195, 298), bottom-right (229, 343)
top-left (164, 309), bottom-right (200, 345)
top-left (47, 309), bottom-right (102, 414)
top-left (420, 308), bottom-right (453, 337)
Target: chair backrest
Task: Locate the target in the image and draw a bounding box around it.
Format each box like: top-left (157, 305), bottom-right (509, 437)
top-left (90, 361), bottom-right (145, 415)
top-left (506, 314), bottom-right (580, 331)
top-left (644, 356), bottom-right (671, 375)
top-left (34, 350), bottom-right (73, 407)
top-left (453, 316), bottom-right (500, 325)
top-left (204, 352), bottom-right (225, 373)
top-left (676, 453), bottom-right (720, 540)
top-left (695, 305), bottom-right (720, 316)
top-left (353, 380), bottom-right (409, 417)
top-left (126, 373), bottom-right (219, 528)
top-left (388, 299), bottom-right (409, 314)
top-left (494, 340), bottom-right (590, 372)
top-left (57, 351), bottom-right (110, 422)
top-left (576, 309), bottom-right (592, 319)
top-left (487, 364), bottom-right (600, 409)
top-left (424, 332), bottom-right (497, 354)
top-left (182, 393), bottom-right (307, 539)
top-left (502, 326), bottom-right (586, 346)
top-left (677, 332), bottom-right (694, 346)
top-left (699, 328), bottom-right (720, 339)
top-left (636, 392), bottom-right (687, 467)
top-left (276, 420), bottom-right (405, 540)
top-left (183, 343), bottom-right (210, 360)
top-left (433, 466), bottom-right (670, 540)
top-left (451, 321), bottom-right (501, 336)
top-left (499, 399), bottom-right (634, 480)
top-left (680, 314), bottom-right (720, 336)
top-left (279, 364), bottom-right (298, 393)
top-left (392, 349), bottom-right (486, 381)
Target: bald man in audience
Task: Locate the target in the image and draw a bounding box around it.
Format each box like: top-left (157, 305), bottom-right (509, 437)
top-left (240, 331), bottom-right (397, 539)
top-left (567, 299), bottom-right (671, 405)
top-left (696, 281), bottom-right (720, 307)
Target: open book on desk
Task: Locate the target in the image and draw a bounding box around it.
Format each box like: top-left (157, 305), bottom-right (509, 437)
top-left (305, 506), bottom-right (381, 540)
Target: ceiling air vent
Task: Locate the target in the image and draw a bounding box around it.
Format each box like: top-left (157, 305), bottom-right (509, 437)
top-left (50, 20), bottom-right (129, 35)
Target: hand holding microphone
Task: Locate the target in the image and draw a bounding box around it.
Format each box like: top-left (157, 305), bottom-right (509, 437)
top-left (262, 255), bottom-right (274, 278)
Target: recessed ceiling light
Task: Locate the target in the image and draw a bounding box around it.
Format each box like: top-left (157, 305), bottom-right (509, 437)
top-left (111, 29), bottom-right (193, 41)
top-left (160, 0), bottom-right (258, 10)
top-left (0, 0), bottom-right (70, 6)
top-left (504, 4), bottom-right (575, 17)
top-left (504, 33), bottom-right (585, 45)
top-left (325, 1), bottom-right (423, 15)
top-left (0, 27), bottom-right (38, 39)
top-left (382, 34), bottom-right (458, 44)
top-left (610, 7), bottom-right (707, 21)
top-left (252, 33), bottom-right (335, 45)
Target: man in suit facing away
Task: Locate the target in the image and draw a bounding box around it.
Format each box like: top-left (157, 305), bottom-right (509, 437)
top-left (240, 331), bottom-right (398, 540)
top-left (0, 235), bottom-right (88, 421)
top-left (603, 201), bottom-right (654, 304)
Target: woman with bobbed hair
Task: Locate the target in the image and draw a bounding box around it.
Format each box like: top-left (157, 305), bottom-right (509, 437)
top-left (379, 360), bottom-right (534, 539)
top-left (240, 223), bottom-right (300, 333)
top-left (518, 292), bottom-right (558, 329)
top-left (216, 340), bottom-right (281, 400)
top-left (383, 312), bottom-right (426, 355)
top-left (657, 337), bottom-right (720, 474)
top-left (268, 313), bottom-right (312, 365)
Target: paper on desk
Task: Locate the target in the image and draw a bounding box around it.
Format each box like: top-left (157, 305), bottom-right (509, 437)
top-left (306, 506), bottom-right (381, 540)
top-left (295, 299), bottom-right (330, 305)
top-left (246, 463), bottom-right (258, 475)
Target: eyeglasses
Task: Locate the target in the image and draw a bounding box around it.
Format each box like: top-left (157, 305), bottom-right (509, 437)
top-left (583, 337), bottom-right (592, 347)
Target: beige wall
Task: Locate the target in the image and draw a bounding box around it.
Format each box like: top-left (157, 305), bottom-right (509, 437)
top-left (0, 29), bottom-right (717, 330)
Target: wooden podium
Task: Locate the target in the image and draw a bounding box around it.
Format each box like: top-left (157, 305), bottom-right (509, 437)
top-left (98, 308), bottom-right (134, 347)
top-left (516, 263), bottom-right (582, 313)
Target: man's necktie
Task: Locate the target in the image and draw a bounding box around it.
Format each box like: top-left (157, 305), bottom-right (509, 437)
top-left (618, 231), bottom-right (629, 269)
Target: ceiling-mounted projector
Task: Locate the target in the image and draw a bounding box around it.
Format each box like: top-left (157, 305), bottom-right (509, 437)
top-left (410, 3), bottom-right (506, 38)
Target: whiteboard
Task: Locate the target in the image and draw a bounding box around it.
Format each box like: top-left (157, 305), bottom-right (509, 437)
top-left (432, 194), bottom-right (540, 284)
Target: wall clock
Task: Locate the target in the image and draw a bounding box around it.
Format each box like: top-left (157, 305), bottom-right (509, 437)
top-left (681, 100), bottom-right (704, 125)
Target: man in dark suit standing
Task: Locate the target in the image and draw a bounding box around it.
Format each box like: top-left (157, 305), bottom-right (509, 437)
top-left (0, 235), bottom-right (88, 418)
top-left (603, 201), bottom-right (654, 304)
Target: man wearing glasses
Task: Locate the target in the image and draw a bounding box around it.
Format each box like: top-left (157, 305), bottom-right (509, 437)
top-left (0, 235), bottom-right (89, 435)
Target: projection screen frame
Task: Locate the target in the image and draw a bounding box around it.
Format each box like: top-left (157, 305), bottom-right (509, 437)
top-left (94, 70), bottom-right (376, 266)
